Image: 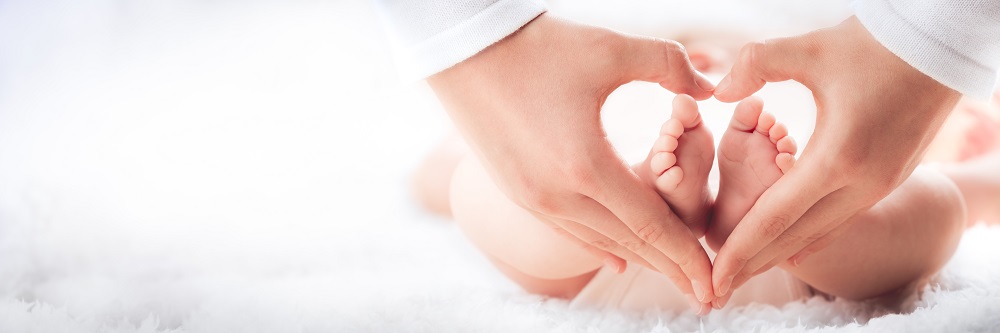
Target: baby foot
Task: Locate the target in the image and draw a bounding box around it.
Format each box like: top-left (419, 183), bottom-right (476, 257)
top-left (636, 94), bottom-right (715, 237)
top-left (707, 97), bottom-right (797, 251)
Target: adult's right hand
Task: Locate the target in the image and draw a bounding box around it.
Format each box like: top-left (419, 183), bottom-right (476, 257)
top-left (708, 17), bottom-right (962, 304)
top-left (428, 14), bottom-right (718, 306)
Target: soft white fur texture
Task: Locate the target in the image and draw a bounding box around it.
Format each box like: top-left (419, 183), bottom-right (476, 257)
top-left (0, 1), bottom-right (997, 332)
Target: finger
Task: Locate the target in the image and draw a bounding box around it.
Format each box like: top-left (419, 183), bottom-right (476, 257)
top-left (728, 216), bottom-right (854, 292)
top-left (548, 197), bottom-right (698, 297)
top-left (714, 37), bottom-right (815, 103)
top-left (616, 35), bottom-right (714, 100)
top-left (584, 163), bottom-right (715, 302)
top-left (534, 212), bottom-right (629, 273)
top-left (711, 290), bottom-right (734, 310)
top-left (542, 214), bottom-right (656, 273)
top-left (788, 214), bottom-right (858, 267)
top-left (724, 189), bottom-right (860, 292)
top-left (711, 159), bottom-right (834, 297)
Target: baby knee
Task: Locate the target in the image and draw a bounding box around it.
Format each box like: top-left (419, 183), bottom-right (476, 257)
top-left (907, 167), bottom-right (966, 278)
top-left (914, 167), bottom-right (966, 235)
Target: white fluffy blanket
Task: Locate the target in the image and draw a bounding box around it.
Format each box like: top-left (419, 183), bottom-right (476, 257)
top-left (0, 1), bottom-right (997, 332)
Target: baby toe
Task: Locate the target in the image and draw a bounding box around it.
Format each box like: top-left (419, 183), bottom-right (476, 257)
top-left (650, 152), bottom-right (678, 175)
top-left (655, 166), bottom-right (684, 191)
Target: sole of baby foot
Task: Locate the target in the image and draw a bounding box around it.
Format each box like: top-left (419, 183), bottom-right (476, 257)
top-left (707, 96), bottom-right (797, 251)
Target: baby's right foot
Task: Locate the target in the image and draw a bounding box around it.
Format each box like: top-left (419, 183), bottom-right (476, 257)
top-left (707, 97), bottom-right (797, 251)
top-left (636, 94), bottom-right (715, 237)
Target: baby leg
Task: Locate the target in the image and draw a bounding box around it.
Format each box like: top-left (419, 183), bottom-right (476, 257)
top-left (709, 97), bottom-right (964, 305)
top-left (779, 167), bottom-right (965, 301)
top-left (450, 95), bottom-right (717, 302)
top-left (411, 133), bottom-right (469, 216)
top-left (450, 155), bottom-right (603, 298)
top-left (939, 151), bottom-right (1000, 225)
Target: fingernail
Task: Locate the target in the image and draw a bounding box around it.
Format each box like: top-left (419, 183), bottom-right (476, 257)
top-left (715, 75), bottom-right (732, 96)
top-left (791, 253), bottom-right (807, 267)
top-left (692, 280), bottom-right (708, 302)
top-left (603, 259), bottom-right (623, 274)
top-left (699, 302), bottom-right (712, 316)
top-left (718, 294), bottom-right (730, 309)
top-left (711, 299), bottom-right (723, 310)
top-left (695, 72), bottom-right (714, 91)
top-left (718, 276), bottom-right (733, 297)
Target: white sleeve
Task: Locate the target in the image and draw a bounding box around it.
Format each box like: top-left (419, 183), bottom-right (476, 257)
top-left (375, 0), bottom-right (547, 81)
top-left (854, 0), bottom-right (1000, 99)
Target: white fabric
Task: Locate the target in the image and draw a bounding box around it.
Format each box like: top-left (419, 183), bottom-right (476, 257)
top-left (1, 1), bottom-right (1000, 331)
top-left (855, 0), bottom-right (1000, 99)
top-left (375, 0), bottom-right (546, 81)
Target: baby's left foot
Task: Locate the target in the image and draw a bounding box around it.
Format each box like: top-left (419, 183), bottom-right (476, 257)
top-left (708, 97), bottom-right (797, 251)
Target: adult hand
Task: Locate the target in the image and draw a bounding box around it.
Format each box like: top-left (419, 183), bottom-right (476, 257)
top-left (428, 14), bottom-right (717, 304)
top-left (710, 16), bottom-right (962, 299)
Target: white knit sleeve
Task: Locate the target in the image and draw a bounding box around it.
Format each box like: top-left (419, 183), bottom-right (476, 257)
top-left (854, 0), bottom-right (1000, 99)
top-left (375, 0), bottom-right (546, 81)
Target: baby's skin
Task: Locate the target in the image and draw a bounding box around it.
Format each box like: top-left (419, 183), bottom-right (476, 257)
top-left (634, 95), bottom-right (798, 312)
top-left (443, 94), bottom-right (968, 315)
top-left (632, 95), bottom-right (964, 311)
top-left (635, 95), bottom-right (797, 254)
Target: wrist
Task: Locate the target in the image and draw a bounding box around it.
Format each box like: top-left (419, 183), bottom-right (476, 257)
top-left (428, 13), bottom-right (550, 89)
top-left (844, 15), bottom-right (961, 101)
top-left (815, 17), bottom-right (960, 104)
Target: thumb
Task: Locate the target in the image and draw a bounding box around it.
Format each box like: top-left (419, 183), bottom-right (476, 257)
top-left (714, 37), bottom-right (814, 103)
top-left (617, 35), bottom-right (715, 100)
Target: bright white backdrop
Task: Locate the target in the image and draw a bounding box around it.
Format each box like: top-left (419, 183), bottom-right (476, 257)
top-left (0, 1), bottom-right (998, 332)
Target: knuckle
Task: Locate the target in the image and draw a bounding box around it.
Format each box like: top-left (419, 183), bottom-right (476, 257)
top-left (518, 189), bottom-right (561, 215)
top-left (634, 222), bottom-right (665, 245)
top-left (564, 162), bottom-right (598, 194)
top-left (664, 39), bottom-right (685, 52)
top-left (773, 231), bottom-right (801, 249)
top-left (662, 40), bottom-right (695, 81)
top-left (743, 42), bottom-right (766, 74)
top-left (801, 229), bottom-right (824, 245)
top-left (618, 238), bottom-right (646, 254)
top-left (588, 237), bottom-right (618, 251)
top-left (757, 214), bottom-right (792, 240)
top-left (664, 40), bottom-right (688, 64)
top-left (800, 233), bottom-right (825, 251)
top-left (672, 251), bottom-right (693, 270)
top-left (728, 251), bottom-right (752, 270)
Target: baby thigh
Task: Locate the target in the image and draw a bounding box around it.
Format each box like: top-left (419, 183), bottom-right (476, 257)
top-left (781, 167), bottom-right (965, 300)
top-left (450, 155), bottom-right (603, 298)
